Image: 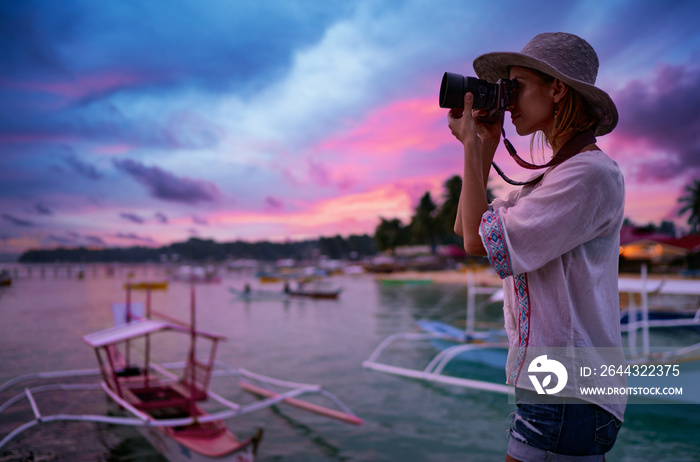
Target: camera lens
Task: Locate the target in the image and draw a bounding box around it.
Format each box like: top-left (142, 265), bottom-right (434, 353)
top-left (439, 72), bottom-right (466, 108)
top-left (439, 72), bottom-right (497, 110)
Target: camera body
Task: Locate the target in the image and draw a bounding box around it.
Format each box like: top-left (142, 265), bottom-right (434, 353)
top-left (439, 72), bottom-right (518, 123)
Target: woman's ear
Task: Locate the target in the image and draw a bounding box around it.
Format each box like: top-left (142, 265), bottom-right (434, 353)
top-left (552, 79), bottom-right (568, 104)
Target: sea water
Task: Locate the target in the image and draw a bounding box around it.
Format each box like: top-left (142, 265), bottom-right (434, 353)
top-left (1, 265), bottom-right (699, 461)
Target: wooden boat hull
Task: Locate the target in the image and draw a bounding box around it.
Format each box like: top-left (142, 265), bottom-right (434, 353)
top-left (288, 290), bottom-right (341, 299)
top-left (137, 424), bottom-right (258, 462)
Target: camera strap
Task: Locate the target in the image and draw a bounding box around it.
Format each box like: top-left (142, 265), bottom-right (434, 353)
top-left (493, 129), bottom-right (597, 186)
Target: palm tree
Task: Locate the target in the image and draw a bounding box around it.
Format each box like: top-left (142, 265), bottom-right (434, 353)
top-left (410, 192), bottom-right (438, 250)
top-left (374, 218), bottom-right (406, 255)
top-left (435, 175), bottom-right (497, 244)
top-left (435, 176), bottom-right (462, 243)
top-left (678, 179), bottom-right (700, 233)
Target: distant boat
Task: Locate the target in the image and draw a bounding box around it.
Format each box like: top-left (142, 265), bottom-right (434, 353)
top-left (0, 269), bottom-right (11, 287)
top-left (229, 281), bottom-right (342, 301)
top-left (229, 286), bottom-right (290, 301)
top-left (170, 265), bottom-right (221, 283)
top-left (287, 287), bottom-right (342, 299)
top-left (286, 281), bottom-right (343, 299)
top-left (123, 281), bottom-right (169, 291)
top-left (255, 269), bottom-right (325, 284)
top-left (255, 271), bottom-right (287, 283)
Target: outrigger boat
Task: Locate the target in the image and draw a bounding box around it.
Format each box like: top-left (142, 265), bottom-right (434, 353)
top-left (363, 270), bottom-right (512, 394)
top-left (363, 266), bottom-right (700, 404)
top-left (0, 284), bottom-right (362, 460)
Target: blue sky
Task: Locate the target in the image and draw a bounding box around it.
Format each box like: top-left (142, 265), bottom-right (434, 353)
top-left (1, 0), bottom-right (699, 255)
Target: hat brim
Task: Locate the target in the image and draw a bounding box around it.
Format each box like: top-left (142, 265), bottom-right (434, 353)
top-left (473, 51), bottom-right (618, 136)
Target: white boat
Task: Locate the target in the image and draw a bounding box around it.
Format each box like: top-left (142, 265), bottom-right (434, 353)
top-left (363, 266), bottom-right (700, 405)
top-left (286, 280), bottom-right (343, 299)
top-left (0, 285), bottom-right (362, 460)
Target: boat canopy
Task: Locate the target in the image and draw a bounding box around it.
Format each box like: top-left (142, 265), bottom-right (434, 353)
top-left (82, 319), bottom-right (224, 348)
top-left (82, 320), bottom-right (185, 347)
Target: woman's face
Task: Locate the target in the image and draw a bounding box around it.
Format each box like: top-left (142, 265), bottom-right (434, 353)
top-left (508, 66), bottom-right (557, 136)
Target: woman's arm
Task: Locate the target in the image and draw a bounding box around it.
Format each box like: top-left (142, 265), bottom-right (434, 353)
top-left (448, 93), bottom-right (501, 256)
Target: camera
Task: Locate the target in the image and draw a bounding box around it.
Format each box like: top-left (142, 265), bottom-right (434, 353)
top-left (439, 72), bottom-right (518, 123)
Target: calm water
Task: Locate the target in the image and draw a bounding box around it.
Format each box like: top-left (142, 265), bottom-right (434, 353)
top-left (1, 265), bottom-right (700, 461)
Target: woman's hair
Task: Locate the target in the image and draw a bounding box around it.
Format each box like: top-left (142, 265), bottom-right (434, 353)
top-left (528, 68), bottom-right (599, 156)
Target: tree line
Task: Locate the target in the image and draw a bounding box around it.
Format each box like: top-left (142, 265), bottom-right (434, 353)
top-left (18, 235), bottom-right (378, 263)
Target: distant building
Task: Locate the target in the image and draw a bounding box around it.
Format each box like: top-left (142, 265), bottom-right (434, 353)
top-left (619, 226), bottom-right (700, 273)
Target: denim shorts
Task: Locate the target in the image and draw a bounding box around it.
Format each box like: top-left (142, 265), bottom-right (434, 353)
top-left (507, 389), bottom-right (622, 461)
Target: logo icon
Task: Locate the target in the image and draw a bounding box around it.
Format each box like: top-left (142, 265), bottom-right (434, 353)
top-left (528, 355), bottom-right (568, 395)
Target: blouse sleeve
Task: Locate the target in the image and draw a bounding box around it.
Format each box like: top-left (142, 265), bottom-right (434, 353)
top-left (479, 153), bottom-right (624, 278)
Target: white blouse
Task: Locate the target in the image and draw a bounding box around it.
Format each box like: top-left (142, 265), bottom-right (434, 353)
top-left (479, 150), bottom-right (627, 421)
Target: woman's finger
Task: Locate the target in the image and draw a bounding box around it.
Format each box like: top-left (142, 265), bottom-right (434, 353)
top-left (464, 92), bottom-right (473, 111)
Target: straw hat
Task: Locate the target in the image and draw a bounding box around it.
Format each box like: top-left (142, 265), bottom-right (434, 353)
top-left (473, 32), bottom-right (618, 136)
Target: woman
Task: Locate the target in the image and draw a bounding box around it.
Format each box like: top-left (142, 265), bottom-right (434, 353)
top-left (448, 33), bottom-right (625, 461)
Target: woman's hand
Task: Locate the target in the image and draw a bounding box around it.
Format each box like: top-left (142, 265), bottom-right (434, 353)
top-left (447, 93), bottom-right (502, 148)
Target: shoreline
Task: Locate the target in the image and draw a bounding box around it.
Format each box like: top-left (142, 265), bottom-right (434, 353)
top-left (374, 267), bottom-right (502, 285)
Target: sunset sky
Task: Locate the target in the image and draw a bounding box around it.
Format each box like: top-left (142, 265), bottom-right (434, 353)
top-left (2, 0), bottom-right (699, 256)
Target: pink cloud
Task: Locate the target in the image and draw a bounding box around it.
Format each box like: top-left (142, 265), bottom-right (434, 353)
top-left (207, 176), bottom-right (451, 240)
top-left (314, 98), bottom-right (448, 157)
top-left (297, 98), bottom-right (456, 191)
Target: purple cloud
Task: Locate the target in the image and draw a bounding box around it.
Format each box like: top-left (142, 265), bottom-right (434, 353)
top-left (35, 203), bottom-right (52, 215)
top-left (308, 159), bottom-right (331, 187)
top-left (614, 63), bottom-right (700, 180)
top-left (63, 153), bottom-right (103, 180)
top-left (116, 232), bottom-right (155, 243)
top-left (48, 235), bottom-right (78, 245)
top-left (113, 158), bottom-right (220, 204)
top-left (85, 235), bottom-right (106, 245)
top-left (2, 214), bottom-right (35, 227)
top-left (192, 215), bottom-right (208, 225)
top-left (265, 196), bottom-right (284, 209)
top-left (154, 212), bottom-right (168, 223)
top-left (120, 212), bottom-right (145, 224)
